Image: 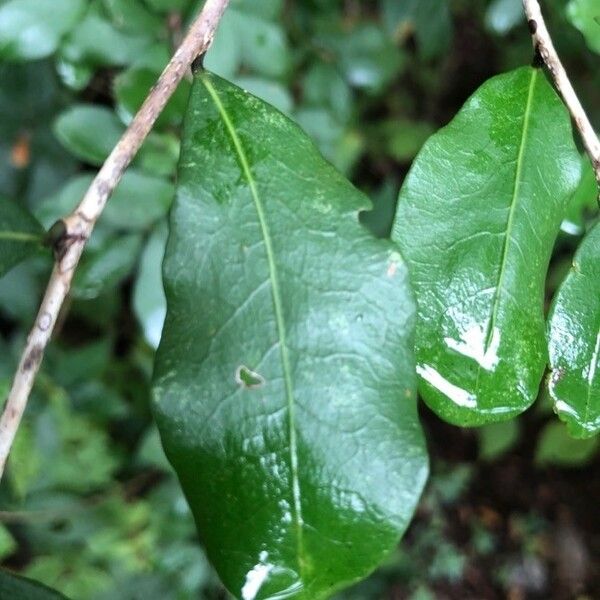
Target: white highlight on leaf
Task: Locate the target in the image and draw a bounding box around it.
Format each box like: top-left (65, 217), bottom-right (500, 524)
top-left (242, 551), bottom-right (272, 600)
top-left (444, 325), bottom-right (501, 371)
top-left (554, 399), bottom-right (579, 418)
top-left (417, 364), bottom-right (477, 408)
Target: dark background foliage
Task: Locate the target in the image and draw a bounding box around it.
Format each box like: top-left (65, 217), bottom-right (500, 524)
top-left (0, 0), bottom-right (598, 598)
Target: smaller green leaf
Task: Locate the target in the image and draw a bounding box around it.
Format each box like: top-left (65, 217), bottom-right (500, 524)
top-left (301, 63), bottom-right (353, 124)
top-left (535, 421), bottom-right (599, 466)
top-left (60, 13), bottom-right (152, 68)
top-left (133, 222), bottom-right (167, 349)
top-left (0, 524), bottom-right (16, 561)
top-left (36, 171), bottom-right (173, 232)
top-left (548, 223), bottom-right (600, 438)
top-left (204, 9), bottom-right (241, 78)
top-left (562, 156), bottom-right (598, 236)
top-left (104, 172), bottom-right (174, 230)
top-left (103, 0), bottom-right (164, 36)
top-left (231, 8), bottom-right (291, 78)
top-left (73, 234), bottom-right (143, 299)
top-left (392, 67), bottom-right (581, 426)
top-left (54, 105), bottom-right (125, 165)
top-left (0, 0), bottom-right (85, 61)
top-left (567, 0), bottom-right (600, 54)
top-left (477, 419), bottom-right (520, 461)
top-left (375, 118), bottom-right (434, 163)
top-left (294, 108), bottom-right (363, 174)
top-left (0, 570), bottom-right (67, 600)
top-left (322, 23), bottom-right (404, 92)
top-left (0, 258), bottom-right (50, 323)
top-left (26, 556), bottom-right (108, 600)
top-left (360, 179), bottom-right (399, 239)
top-left (137, 132), bottom-right (181, 177)
top-left (56, 58), bottom-right (94, 91)
top-left (381, 0), bottom-right (452, 60)
top-left (31, 390), bottom-right (119, 493)
top-left (9, 421), bottom-right (41, 498)
top-left (234, 76), bottom-right (293, 115)
top-left (144, 0), bottom-right (190, 13)
top-left (485, 0), bottom-right (524, 36)
top-left (206, 6), bottom-right (290, 79)
top-left (0, 196), bottom-right (44, 278)
top-left (115, 68), bottom-right (191, 128)
top-left (231, 0), bottom-right (284, 20)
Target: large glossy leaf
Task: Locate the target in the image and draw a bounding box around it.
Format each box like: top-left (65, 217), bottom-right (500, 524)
top-left (0, 569), bottom-right (67, 599)
top-left (153, 72), bottom-right (428, 600)
top-left (392, 67), bottom-right (581, 426)
top-left (548, 223), bottom-right (600, 438)
top-left (0, 196), bottom-right (44, 278)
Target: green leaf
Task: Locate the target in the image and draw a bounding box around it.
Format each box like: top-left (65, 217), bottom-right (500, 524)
top-left (477, 419), bottom-right (520, 461)
top-left (374, 119), bottom-right (434, 163)
top-left (205, 6), bottom-right (290, 79)
top-left (73, 234), bottom-right (143, 299)
top-left (321, 23), bottom-right (404, 92)
top-left (485, 0), bottom-right (524, 36)
top-left (0, 570), bottom-right (67, 599)
top-left (562, 156), bottom-right (598, 236)
top-left (0, 524), bottom-right (16, 561)
top-left (392, 67), bottom-right (581, 426)
top-left (301, 63), bottom-right (353, 124)
top-left (144, 0), bottom-right (190, 13)
top-left (231, 8), bottom-right (290, 78)
top-left (535, 421), bottom-right (599, 466)
top-left (204, 9), bottom-right (242, 78)
top-left (115, 68), bottom-right (191, 128)
top-left (0, 196), bottom-right (44, 278)
top-left (381, 0), bottom-right (452, 60)
top-left (0, 0), bottom-right (85, 61)
top-left (153, 72), bottom-right (428, 599)
top-left (567, 0), bottom-right (600, 54)
top-left (133, 222), bottom-right (167, 349)
top-left (31, 390), bottom-right (119, 493)
top-left (35, 171), bottom-right (173, 232)
top-left (103, 171), bottom-right (174, 230)
top-left (60, 13), bottom-right (152, 68)
top-left (234, 77), bottom-right (293, 116)
top-left (137, 132), bottom-right (181, 177)
top-left (360, 179), bottom-right (399, 239)
top-left (548, 223), bottom-right (600, 438)
top-left (9, 420), bottom-right (41, 498)
top-left (56, 58), bottom-right (94, 91)
top-left (231, 0), bottom-right (284, 20)
top-left (103, 0), bottom-right (164, 37)
top-left (53, 105), bottom-right (125, 166)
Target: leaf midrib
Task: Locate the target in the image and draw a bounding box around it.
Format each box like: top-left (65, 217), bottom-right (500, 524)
top-left (483, 68), bottom-right (538, 353)
top-left (201, 75), bottom-right (306, 576)
top-left (0, 231), bottom-right (41, 243)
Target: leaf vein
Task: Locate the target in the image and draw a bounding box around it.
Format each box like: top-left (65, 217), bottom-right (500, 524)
top-left (201, 75), bottom-right (306, 577)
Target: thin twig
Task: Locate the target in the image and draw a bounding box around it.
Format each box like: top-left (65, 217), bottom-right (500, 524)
top-left (0, 0), bottom-right (230, 478)
top-left (522, 0), bottom-right (600, 187)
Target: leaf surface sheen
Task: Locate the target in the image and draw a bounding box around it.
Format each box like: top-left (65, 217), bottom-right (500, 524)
top-left (153, 72), bottom-right (428, 600)
top-left (548, 223), bottom-right (600, 438)
top-left (392, 67), bottom-right (581, 426)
